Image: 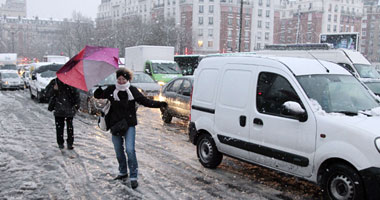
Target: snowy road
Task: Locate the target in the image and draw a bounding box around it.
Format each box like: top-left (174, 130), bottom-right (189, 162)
top-left (0, 90), bottom-right (322, 200)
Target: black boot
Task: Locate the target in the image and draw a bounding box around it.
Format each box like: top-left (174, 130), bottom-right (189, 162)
top-left (67, 144), bottom-right (74, 150)
top-left (114, 174), bottom-right (128, 180)
top-left (131, 180), bottom-right (138, 189)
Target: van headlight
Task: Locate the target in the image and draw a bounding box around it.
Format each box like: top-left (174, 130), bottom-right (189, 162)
top-left (375, 138), bottom-right (380, 153)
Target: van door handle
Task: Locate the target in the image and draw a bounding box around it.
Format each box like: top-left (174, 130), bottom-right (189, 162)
top-left (239, 115), bottom-right (246, 127)
top-left (253, 118), bottom-right (263, 126)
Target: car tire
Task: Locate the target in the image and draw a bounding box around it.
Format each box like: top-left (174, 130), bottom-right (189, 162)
top-left (161, 108), bottom-right (172, 123)
top-left (29, 88), bottom-right (35, 99)
top-left (196, 134), bottom-right (223, 169)
top-left (321, 163), bottom-right (365, 200)
top-left (37, 91), bottom-right (42, 103)
top-left (87, 99), bottom-right (95, 115)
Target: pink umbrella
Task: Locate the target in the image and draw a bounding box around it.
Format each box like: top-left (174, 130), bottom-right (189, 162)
top-left (56, 46), bottom-right (119, 91)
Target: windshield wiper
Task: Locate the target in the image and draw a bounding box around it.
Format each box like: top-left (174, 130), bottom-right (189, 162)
top-left (358, 110), bottom-right (373, 117)
top-left (332, 111), bottom-right (358, 116)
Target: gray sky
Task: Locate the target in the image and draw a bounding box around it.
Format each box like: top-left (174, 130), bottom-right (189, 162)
top-left (0, 0), bottom-right (101, 20)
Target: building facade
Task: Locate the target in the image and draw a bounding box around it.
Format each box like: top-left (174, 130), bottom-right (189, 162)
top-left (0, 0), bottom-right (26, 18)
top-left (97, 0), bottom-right (276, 54)
top-left (361, 0), bottom-right (380, 62)
top-left (274, 0), bottom-right (363, 45)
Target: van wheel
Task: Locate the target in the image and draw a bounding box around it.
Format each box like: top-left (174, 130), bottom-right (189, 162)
top-left (196, 134), bottom-right (223, 169)
top-left (321, 163), bottom-right (365, 200)
top-left (161, 108), bottom-right (172, 123)
top-left (37, 92), bottom-right (42, 103)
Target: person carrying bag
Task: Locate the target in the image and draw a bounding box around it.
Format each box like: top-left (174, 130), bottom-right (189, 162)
top-left (94, 68), bottom-right (167, 189)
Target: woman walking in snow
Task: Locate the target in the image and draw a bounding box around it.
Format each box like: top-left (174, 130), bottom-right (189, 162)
top-left (46, 78), bottom-right (80, 150)
top-left (94, 68), bottom-right (167, 189)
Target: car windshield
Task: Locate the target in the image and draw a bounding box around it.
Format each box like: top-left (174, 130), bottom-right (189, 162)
top-left (364, 82), bottom-right (380, 96)
top-left (2, 73), bottom-right (19, 78)
top-left (1, 64), bottom-right (17, 70)
top-left (131, 73), bottom-right (155, 83)
top-left (40, 70), bottom-right (56, 78)
top-left (354, 64), bottom-right (380, 79)
top-left (98, 74), bottom-right (116, 85)
top-left (297, 74), bottom-right (379, 113)
top-left (152, 62), bottom-right (182, 74)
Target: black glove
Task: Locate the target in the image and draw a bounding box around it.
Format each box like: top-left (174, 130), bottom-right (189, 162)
top-left (160, 102), bottom-right (168, 107)
top-left (75, 104), bottom-right (80, 110)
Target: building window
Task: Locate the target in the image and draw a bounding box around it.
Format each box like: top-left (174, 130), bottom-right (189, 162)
top-left (258, 20), bottom-right (262, 28)
top-left (245, 19), bottom-right (250, 27)
top-left (257, 32), bottom-right (262, 40)
top-left (227, 41), bottom-right (232, 50)
top-left (209, 5), bottom-right (214, 13)
top-left (244, 43), bottom-right (249, 50)
top-left (199, 17), bottom-right (203, 25)
top-left (198, 29), bottom-right (203, 36)
top-left (327, 24), bottom-right (331, 32)
top-left (265, 22), bottom-right (270, 29)
top-left (266, 10), bottom-right (270, 17)
top-left (208, 29), bottom-right (213, 37)
top-left (259, 0), bottom-right (262, 6)
top-left (199, 5), bottom-right (204, 13)
top-left (209, 17), bottom-right (213, 25)
top-left (228, 30), bottom-right (232, 37)
top-left (265, 32), bottom-right (269, 40)
top-left (208, 41), bottom-right (213, 47)
top-left (328, 14), bottom-right (331, 22)
top-left (333, 25), bottom-right (337, 32)
top-left (244, 30), bottom-right (249, 38)
top-left (258, 9), bottom-right (262, 17)
top-left (228, 18), bottom-right (232, 25)
top-left (334, 15), bottom-right (337, 22)
top-left (266, 0), bottom-right (270, 7)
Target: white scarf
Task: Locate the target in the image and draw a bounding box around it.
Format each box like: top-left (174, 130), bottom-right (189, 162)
top-left (113, 81), bottom-right (134, 101)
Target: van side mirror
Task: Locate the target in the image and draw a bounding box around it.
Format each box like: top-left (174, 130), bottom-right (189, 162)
top-left (145, 68), bottom-right (151, 75)
top-left (31, 74), bottom-right (36, 80)
top-left (282, 101), bottom-right (307, 122)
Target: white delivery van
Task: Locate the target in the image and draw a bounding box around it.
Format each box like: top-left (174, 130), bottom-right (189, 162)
top-left (256, 46), bottom-right (378, 80)
top-left (189, 54), bottom-right (380, 200)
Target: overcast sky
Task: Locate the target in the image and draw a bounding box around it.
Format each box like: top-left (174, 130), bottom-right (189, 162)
top-left (0, 0), bottom-right (101, 20)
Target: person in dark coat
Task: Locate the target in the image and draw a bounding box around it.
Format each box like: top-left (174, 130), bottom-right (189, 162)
top-left (46, 78), bottom-right (80, 150)
top-left (94, 68), bottom-right (167, 189)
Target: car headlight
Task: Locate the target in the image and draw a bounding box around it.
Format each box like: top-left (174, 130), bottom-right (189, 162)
top-left (375, 137), bottom-right (380, 153)
top-left (4, 81), bottom-right (8, 85)
top-left (158, 81), bottom-right (165, 86)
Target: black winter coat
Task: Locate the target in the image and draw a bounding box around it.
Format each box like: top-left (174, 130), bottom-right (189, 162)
top-left (45, 78), bottom-right (80, 117)
top-left (94, 85), bottom-right (163, 132)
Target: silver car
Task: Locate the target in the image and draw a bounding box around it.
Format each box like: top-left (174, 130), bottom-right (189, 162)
top-left (0, 70), bottom-right (24, 90)
top-left (131, 72), bottom-right (161, 99)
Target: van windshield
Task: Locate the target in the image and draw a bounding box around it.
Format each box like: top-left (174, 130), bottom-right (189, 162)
top-left (152, 63), bottom-right (182, 74)
top-left (40, 70), bottom-right (56, 78)
top-left (354, 64), bottom-right (380, 79)
top-left (297, 74), bottom-right (379, 113)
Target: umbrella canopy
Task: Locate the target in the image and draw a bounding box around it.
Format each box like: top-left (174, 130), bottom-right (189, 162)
top-left (56, 46), bottom-right (119, 91)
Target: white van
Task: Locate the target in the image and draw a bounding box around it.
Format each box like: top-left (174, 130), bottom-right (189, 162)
top-left (189, 55), bottom-right (380, 200)
top-left (256, 48), bottom-right (379, 80)
top-left (29, 62), bottom-right (63, 102)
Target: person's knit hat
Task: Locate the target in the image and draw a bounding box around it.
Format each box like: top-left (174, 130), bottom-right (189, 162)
top-left (116, 68), bottom-right (132, 80)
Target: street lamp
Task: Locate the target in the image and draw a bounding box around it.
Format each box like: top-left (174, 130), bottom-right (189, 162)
top-left (238, 0), bottom-right (244, 52)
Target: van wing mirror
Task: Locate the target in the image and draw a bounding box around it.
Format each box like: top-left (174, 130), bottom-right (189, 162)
top-left (282, 101), bottom-right (307, 122)
top-left (31, 74), bottom-right (36, 80)
top-left (145, 68), bottom-right (151, 75)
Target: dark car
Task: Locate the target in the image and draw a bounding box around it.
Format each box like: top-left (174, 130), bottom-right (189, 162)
top-left (79, 73), bottom-right (116, 114)
top-left (159, 76), bottom-right (193, 123)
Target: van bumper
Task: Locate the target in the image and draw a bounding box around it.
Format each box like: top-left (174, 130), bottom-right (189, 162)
top-left (188, 122), bottom-right (197, 145)
top-left (359, 167), bottom-right (380, 200)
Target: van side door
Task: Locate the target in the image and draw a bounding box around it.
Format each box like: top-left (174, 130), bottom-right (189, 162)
top-left (250, 68), bottom-right (316, 177)
top-left (214, 64), bottom-right (256, 161)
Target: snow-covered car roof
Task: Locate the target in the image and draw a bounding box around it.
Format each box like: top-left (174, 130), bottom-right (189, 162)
top-left (201, 54), bottom-right (351, 76)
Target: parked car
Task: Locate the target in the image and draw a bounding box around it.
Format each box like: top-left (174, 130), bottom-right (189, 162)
top-left (131, 72), bottom-right (161, 99)
top-left (189, 55), bottom-right (380, 200)
top-left (363, 79), bottom-right (380, 97)
top-left (22, 70), bottom-right (30, 88)
top-left (0, 70), bottom-right (24, 90)
top-left (29, 63), bottom-right (63, 102)
top-left (79, 73), bottom-right (116, 115)
top-left (159, 76), bottom-right (193, 123)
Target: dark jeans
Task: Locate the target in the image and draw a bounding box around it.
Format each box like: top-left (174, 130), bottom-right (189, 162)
top-left (55, 116), bottom-right (74, 145)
